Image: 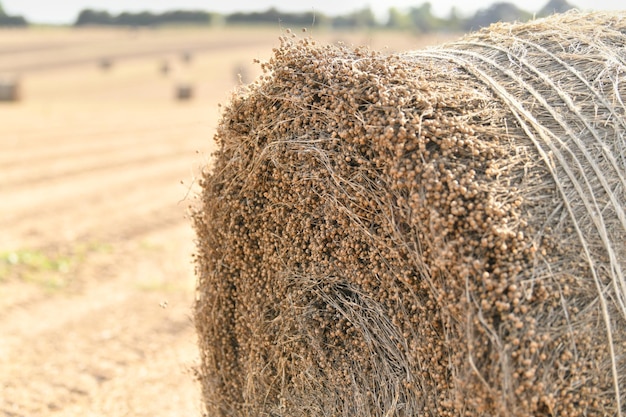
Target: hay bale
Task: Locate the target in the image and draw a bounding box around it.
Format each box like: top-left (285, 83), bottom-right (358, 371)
top-left (175, 83), bottom-right (193, 100)
top-left (0, 77), bottom-right (20, 101)
top-left (181, 51), bottom-right (193, 64)
top-left (160, 59), bottom-right (171, 76)
top-left (193, 12), bottom-right (626, 417)
top-left (99, 57), bottom-right (113, 71)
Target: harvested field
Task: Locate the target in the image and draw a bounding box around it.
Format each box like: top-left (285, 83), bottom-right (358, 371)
top-left (194, 11), bottom-right (626, 417)
top-left (0, 25), bottom-right (452, 416)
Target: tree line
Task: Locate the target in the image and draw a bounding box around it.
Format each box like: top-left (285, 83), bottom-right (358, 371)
top-left (0, 1), bottom-right (27, 26)
top-left (0, 0), bottom-right (575, 30)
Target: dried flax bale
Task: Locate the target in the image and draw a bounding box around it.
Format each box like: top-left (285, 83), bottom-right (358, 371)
top-left (193, 11), bottom-right (626, 417)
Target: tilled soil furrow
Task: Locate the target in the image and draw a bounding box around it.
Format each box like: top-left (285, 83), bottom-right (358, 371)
top-left (0, 34), bottom-right (135, 56)
top-left (0, 26), bottom-right (299, 417)
top-left (1, 145), bottom-right (196, 191)
top-left (0, 223), bottom-right (199, 417)
top-left (0, 152), bottom-right (197, 229)
top-left (0, 223), bottom-right (195, 326)
top-left (1, 191), bottom-right (192, 251)
top-left (0, 122), bottom-right (206, 169)
top-left (73, 204), bottom-right (191, 249)
top-left (0, 291), bottom-right (198, 416)
top-left (0, 38), bottom-right (274, 73)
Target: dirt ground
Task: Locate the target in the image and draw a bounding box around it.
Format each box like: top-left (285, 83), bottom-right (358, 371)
top-left (0, 25), bottom-right (454, 416)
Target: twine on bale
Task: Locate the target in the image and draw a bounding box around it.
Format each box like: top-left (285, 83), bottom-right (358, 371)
top-left (407, 14), bottom-right (626, 413)
top-left (193, 11), bottom-right (626, 417)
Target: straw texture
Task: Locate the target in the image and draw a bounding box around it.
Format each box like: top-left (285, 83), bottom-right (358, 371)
top-left (193, 11), bottom-right (626, 417)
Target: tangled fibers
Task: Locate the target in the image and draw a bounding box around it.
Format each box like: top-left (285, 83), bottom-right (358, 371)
top-left (193, 11), bottom-right (626, 417)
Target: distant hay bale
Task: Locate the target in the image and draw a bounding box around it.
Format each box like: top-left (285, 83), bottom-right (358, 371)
top-left (99, 57), bottom-right (113, 71)
top-left (181, 51), bottom-right (193, 64)
top-left (193, 11), bottom-right (626, 417)
top-left (0, 77), bottom-right (20, 102)
top-left (176, 83), bottom-right (193, 100)
top-left (160, 60), bottom-right (170, 75)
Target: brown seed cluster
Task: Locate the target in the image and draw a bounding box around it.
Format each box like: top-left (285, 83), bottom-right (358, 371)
top-left (193, 12), bottom-right (626, 417)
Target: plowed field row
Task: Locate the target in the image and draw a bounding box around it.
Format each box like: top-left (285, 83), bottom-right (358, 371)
top-left (0, 26), bottom-right (449, 417)
top-left (0, 27), bottom-right (259, 417)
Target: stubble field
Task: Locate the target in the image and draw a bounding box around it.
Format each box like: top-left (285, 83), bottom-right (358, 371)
top-left (0, 25), bottom-right (455, 416)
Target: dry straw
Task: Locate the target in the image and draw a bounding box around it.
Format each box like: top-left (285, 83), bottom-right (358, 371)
top-left (193, 11), bottom-right (626, 417)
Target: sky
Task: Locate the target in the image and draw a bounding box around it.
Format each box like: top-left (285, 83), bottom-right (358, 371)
top-left (1, 0), bottom-right (624, 25)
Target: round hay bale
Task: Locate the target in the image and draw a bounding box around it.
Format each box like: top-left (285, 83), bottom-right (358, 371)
top-left (0, 77), bottom-right (20, 102)
top-left (193, 12), bottom-right (626, 417)
top-left (99, 57), bottom-right (113, 71)
top-left (175, 83), bottom-right (193, 101)
top-left (160, 59), bottom-right (171, 76)
top-left (181, 51), bottom-right (193, 64)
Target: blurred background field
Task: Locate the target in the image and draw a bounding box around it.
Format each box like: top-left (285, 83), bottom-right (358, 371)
top-left (0, 24), bottom-right (454, 416)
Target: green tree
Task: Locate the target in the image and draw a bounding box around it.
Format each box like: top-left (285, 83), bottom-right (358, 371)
top-left (446, 6), bottom-right (463, 32)
top-left (75, 9), bottom-right (114, 25)
top-left (386, 7), bottom-right (410, 29)
top-left (332, 6), bottom-right (376, 29)
top-left (538, 0), bottom-right (574, 17)
top-left (408, 3), bottom-right (440, 33)
top-left (0, 2), bottom-right (27, 27)
top-left (353, 6), bottom-right (376, 28)
top-left (75, 9), bottom-right (212, 27)
top-left (464, 2), bottom-right (532, 30)
top-left (226, 8), bottom-right (324, 27)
